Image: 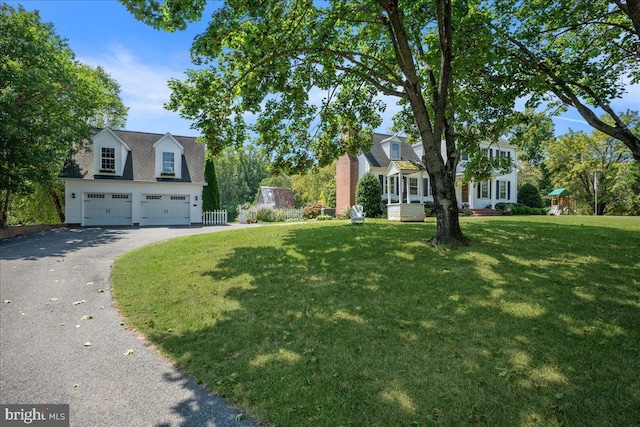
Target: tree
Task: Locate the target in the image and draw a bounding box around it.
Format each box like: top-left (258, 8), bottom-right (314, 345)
top-left (356, 172), bottom-right (383, 217)
top-left (120, 0), bottom-right (523, 246)
top-left (544, 113), bottom-right (639, 214)
top-left (490, 0), bottom-right (640, 163)
top-left (202, 155), bottom-right (221, 211)
top-left (290, 164), bottom-right (336, 208)
top-left (215, 145), bottom-right (270, 220)
top-left (517, 183), bottom-right (544, 208)
top-left (0, 5), bottom-right (127, 227)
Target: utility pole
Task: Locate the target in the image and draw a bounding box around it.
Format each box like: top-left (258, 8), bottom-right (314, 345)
top-left (594, 172), bottom-right (598, 216)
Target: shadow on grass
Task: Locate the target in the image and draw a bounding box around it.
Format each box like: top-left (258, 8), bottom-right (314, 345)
top-left (128, 220), bottom-right (639, 426)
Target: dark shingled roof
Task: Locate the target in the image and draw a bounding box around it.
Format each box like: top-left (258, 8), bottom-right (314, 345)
top-left (63, 128), bottom-right (206, 184)
top-left (363, 133), bottom-right (421, 168)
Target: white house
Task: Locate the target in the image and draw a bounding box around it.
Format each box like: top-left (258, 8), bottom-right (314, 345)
top-left (336, 133), bottom-right (518, 219)
top-left (62, 128), bottom-right (206, 227)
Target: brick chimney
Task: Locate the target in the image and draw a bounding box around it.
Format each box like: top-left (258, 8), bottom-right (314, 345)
top-left (335, 153), bottom-right (358, 215)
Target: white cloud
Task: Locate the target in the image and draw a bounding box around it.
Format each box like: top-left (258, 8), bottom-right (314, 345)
top-left (78, 43), bottom-right (196, 135)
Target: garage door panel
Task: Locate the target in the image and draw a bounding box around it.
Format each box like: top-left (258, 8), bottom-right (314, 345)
top-left (140, 195), bottom-right (190, 226)
top-left (84, 193), bottom-right (132, 226)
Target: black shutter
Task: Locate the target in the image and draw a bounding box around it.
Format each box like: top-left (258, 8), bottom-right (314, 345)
top-left (489, 181), bottom-right (492, 198)
top-left (489, 149), bottom-right (493, 159)
top-left (379, 175), bottom-right (384, 191)
top-left (477, 183), bottom-right (481, 198)
top-left (507, 181), bottom-right (511, 200)
top-left (423, 178), bottom-right (429, 196)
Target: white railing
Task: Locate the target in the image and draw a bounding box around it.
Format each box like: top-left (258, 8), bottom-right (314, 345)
top-left (202, 210), bottom-right (228, 225)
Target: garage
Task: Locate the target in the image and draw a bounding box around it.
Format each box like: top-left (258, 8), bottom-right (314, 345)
top-left (83, 193), bottom-right (132, 226)
top-left (140, 194), bottom-right (190, 226)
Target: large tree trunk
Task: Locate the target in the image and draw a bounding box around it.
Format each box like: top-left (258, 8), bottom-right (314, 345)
top-left (429, 168), bottom-right (468, 245)
top-left (384, 0), bottom-right (468, 246)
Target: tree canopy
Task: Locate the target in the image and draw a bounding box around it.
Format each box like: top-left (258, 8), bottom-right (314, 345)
top-left (544, 112), bottom-right (639, 214)
top-left (0, 4), bottom-right (127, 227)
top-left (490, 0), bottom-right (640, 162)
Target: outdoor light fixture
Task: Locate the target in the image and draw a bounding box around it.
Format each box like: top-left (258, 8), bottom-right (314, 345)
top-left (195, 195), bottom-right (198, 201)
top-left (71, 193), bottom-right (76, 199)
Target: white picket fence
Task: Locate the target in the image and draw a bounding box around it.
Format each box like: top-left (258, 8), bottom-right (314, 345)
top-left (238, 207), bottom-right (304, 223)
top-left (202, 210), bottom-right (228, 225)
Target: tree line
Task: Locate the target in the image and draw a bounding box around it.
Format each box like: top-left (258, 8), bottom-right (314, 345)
top-left (3, 2), bottom-right (639, 238)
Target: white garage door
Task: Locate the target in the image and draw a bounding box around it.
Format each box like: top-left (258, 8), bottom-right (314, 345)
top-left (140, 195), bottom-right (190, 226)
top-left (84, 193), bottom-right (132, 226)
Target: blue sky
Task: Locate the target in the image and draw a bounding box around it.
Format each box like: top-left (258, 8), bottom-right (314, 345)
top-left (10, 0), bottom-right (640, 139)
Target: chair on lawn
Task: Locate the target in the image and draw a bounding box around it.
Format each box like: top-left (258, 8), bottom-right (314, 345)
top-left (351, 204), bottom-right (366, 224)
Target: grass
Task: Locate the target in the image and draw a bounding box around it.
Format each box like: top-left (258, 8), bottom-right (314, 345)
top-left (111, 216), bottom-right (640, 426)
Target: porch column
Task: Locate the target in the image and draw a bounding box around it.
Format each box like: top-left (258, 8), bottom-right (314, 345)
top-left (398, 171), bottom-right (403, 203)
top-left (468, 182), bottom-right (474, 209)
top-left (386, 175), bottom-right (391, 205)
top-left (418, 171), bottom-right (423, 203)
top-left (490, 177), bottom-right (496, 209)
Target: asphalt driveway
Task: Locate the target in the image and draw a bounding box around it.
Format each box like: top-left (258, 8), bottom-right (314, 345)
top-left (0, 225), bottom-right (262, 427)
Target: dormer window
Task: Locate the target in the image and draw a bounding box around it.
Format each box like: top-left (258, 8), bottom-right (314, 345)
top-left (162, 152), bottom-right (175, 176)
top-left (100, 147), bottom-right (115, 173)
top-left (390, 142), bottom-right (401, 160)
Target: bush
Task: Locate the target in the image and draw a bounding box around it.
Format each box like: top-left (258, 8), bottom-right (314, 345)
top-left (302, 202), bottom-right (324, 219)
top-left (523, 206), bottom-right (533, 215)
top-left (316, 215), bottom-right (333, 221)
top-left (518, 183), bottom-right (544, 208)
top-left (356, 172), bottom-right (382, 218)
top-left (256, 204), bottom-right (275, 222)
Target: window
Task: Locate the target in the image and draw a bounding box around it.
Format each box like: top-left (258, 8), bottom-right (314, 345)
top-left (480, 181), bottom-right (489, 198)
top-left (390, 142), bottom-right (401, 160)
top-left (409, 177), bottom-right (418, 195)
top-left (162, 152), bottom-right (175, 175)
top-left (389, 176), bottom-right (398, 195)
top-left (423, 177), bottom-right (431, 197)
top-left (498, 181), bottom-right (507, 199)
top-left (460, 153), bottom-right (469, 161)
top-left (101, 147), bottom-right (115, 172)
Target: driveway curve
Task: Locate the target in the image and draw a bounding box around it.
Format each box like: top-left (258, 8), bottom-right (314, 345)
top-left (0, 225), bottom-right (262, 427)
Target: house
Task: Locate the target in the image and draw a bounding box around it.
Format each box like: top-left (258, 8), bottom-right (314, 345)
top-left (257, 186), bottom-right (295, 208)
top-left (336, 133), bottom-right (518, 218)
top-left (62, 128), bottom-right (206, 226)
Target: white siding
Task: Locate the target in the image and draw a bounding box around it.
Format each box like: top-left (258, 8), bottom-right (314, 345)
top-left (64, 179), bottom-right (203, 226)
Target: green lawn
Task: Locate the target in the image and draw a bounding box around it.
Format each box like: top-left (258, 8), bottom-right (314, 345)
top-left (111, 216), bottom-right (640, 426)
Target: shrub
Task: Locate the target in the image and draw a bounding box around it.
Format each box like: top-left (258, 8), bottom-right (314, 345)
top-left (424, 208), bottom-right (431, 217)
top-left (256, 204), bottom-right (276, 222)
top-left (302, 202), bottom-right (324, 219)
top-left (518, 183), bottom-right (544, 208)
top-left (356, 172), bottom-right (382, 217)
top-left (316, 215), bottom-right (333, 221)
top-left (523, 206), bottom-right (533, 215)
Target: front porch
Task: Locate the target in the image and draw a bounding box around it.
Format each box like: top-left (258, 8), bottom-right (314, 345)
top-left (385, 160), bottom-right (426, 222)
